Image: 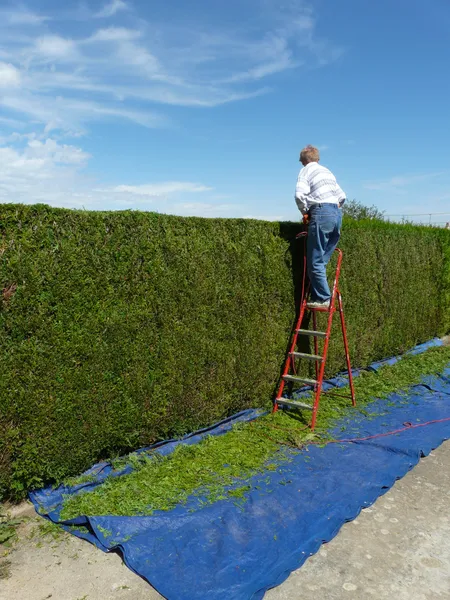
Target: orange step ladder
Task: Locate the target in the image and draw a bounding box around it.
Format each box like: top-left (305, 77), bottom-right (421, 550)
top-left (273, 232), bottom-right (356, 429)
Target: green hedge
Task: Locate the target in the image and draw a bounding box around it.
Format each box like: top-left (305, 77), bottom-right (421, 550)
top-left (1, 204), bottom-right (449, 500)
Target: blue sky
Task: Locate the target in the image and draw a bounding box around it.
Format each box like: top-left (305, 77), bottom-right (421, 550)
top-left (0, 0), bottom-right (449, 223)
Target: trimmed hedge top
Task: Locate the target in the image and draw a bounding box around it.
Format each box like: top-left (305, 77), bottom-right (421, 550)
top-left (1, 203), bottom-right (449, 499)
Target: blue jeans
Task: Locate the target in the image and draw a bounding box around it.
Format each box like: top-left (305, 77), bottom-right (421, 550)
top-left (307, 204), bottom-right (342, 302)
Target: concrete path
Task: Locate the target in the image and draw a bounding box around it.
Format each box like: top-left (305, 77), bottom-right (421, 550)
top-left (266, 441), bottom-right (450, 600)
top-left (1, 442), bottom-right (449, 600)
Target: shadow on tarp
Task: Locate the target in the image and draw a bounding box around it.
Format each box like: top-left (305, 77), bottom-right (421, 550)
top-left (30, 338), bottom-right (450, 600)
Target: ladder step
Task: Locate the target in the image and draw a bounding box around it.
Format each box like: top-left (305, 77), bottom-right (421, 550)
top-left (277, 398), bottom-right (313, 410)
top-left (289, 352), bottom-right (323, 361)
top-left (283, 375), bottom-right (318, 386)
top-left (296, 329), bottom-right (327, 338)
top-left (307, 306), bottom-right (331, 312)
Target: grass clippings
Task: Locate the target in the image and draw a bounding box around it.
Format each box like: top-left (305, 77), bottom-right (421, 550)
top-left (60, 345), bottom-right (450, 519)
top-left (0, 558), bottom-right (11, 580)
top-left (0, 513), bottom-right (22, 547)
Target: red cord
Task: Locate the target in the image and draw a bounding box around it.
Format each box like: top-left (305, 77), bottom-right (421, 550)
top-left (301, 234), bottom-right (307, 306)
top-left (309, 417), bottom-right (450, 447)
top-left (252, 417), bottom-right (450, 451)
top-left (297, 231), bottom-right (308, 307)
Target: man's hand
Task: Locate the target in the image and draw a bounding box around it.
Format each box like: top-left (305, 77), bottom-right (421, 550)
top-left (303, 214), bottom-right (310, 226)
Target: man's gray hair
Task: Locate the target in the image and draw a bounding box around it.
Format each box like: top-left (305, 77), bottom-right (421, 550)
top-left (300, 145), bottom-right (320, 164)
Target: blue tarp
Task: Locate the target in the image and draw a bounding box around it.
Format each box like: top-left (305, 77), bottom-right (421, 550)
top-left (30, 338), bottom-right (450, 600)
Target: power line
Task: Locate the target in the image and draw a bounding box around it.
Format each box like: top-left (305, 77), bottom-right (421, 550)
top-left (385, 212), bottom-right (450, 217)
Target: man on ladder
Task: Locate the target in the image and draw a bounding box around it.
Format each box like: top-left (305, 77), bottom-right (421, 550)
top-left (273, 144), bottom-right (355, 428)
top-left (295, 145), bottom-right (346, 309)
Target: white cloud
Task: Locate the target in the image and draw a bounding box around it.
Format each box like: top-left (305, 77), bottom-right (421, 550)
top-left (33, 35), bottom-right (78, 61)
top-left (0, 137), bottom-right (215, 211)
top-left (95, 0), bottom-right (129, 19)
top-left (0, 138), bottom-right (89, 205)
top-left (111, 183), bottom-right (213, 197)
top-left (0, 62), bottom-right (21, 88)
top-left (0, 136), bottom-right (290, 219)
top-left (26, 138), bottom-right (91, 164)
top-left (0, 136), bottom-right (251, 217)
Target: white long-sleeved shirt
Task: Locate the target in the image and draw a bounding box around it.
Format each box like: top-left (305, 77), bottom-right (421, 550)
top-left (295, 162), bottom-right (346, 215)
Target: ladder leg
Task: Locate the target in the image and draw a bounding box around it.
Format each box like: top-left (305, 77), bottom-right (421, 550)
top-left (276, 244), bottom-right (355, 424)
top-left (310, 303), bottom-right (335, 430)
top-left (273, 297), bottom-right (308, 412)
top-left (337, 290), bottom-right (356, 406)
top-left (312, 310), bottom-right (319, 381)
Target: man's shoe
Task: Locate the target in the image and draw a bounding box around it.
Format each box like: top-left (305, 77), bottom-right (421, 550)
top-left (307, 299), bottom-right (330, 310)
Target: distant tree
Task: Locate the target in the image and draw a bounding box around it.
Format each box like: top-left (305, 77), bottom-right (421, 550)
top-left (342, 199), bottom-right (385, 221)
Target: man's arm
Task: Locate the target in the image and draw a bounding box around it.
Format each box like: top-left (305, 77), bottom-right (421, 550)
top-left (295, 168), bottom-right (310, 215)
top-left (335, 182), bottom-right (346, 208)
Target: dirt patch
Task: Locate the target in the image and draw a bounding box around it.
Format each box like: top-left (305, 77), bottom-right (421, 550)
top-left (0, 512), bottom-right (161, 600)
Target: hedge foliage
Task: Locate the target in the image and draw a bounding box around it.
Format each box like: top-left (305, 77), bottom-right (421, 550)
top-left (1, 204), bottom-right (449, 500)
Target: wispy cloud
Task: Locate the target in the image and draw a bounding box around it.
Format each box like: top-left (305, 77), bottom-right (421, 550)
top-left (0, 0), bottom-right (343, 135)
top-left (364, 171), bottom-right (446, 191)
top-left (243, 214), bottom-right (288, 221)
top-left (1, 93), bottom-right (169, 132)
top-left (0, 1), bottom-right (344, 216)
top-left (0, 6), bottom-right (49, 26)
top-left (95, 0), bottom-right (129, 19)
top-left (172, 202), bottom-right (237, 217)
top-left (221, 48), bottom-right (298, 84)
top-left (87, 27), bottom-right (142, 43)
top-left (0, 115), bottom-right (26, 129)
